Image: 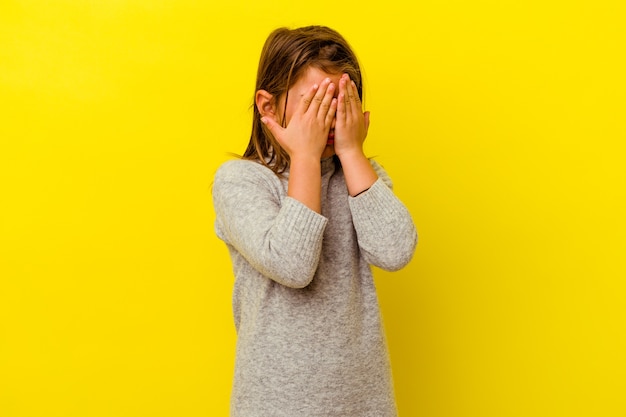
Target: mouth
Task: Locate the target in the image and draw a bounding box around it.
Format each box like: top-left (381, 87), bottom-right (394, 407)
top-left (327, 130), bottom-right (335, 145)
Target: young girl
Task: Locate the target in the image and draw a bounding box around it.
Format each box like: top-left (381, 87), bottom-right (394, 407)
top-left (212, 25), bottom-right (417, 417)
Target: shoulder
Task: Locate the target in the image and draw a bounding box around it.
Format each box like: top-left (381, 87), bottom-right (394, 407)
top-left (215, 158), bottom-right (270, 177)
top-left (215, 159), bottom-right (277, 183)
top-left (213, 159), bottom-right (283, 194)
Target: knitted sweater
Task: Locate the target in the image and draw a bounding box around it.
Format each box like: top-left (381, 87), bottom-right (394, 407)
top-left (212, 156), bottom-right (417, 417)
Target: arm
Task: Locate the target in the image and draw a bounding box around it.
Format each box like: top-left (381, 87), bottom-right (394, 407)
top-left (217, 78), bottom-right (334, 287)
top-left (261, 78), bottom-right (337, 213)
top-left (333, 74), bottom-right (378, 197)
top-left (334, 74), bottom-right (417, 270)
top-left (212, 161), bottom-right (328, 288)
top-left (349, 161), bottom-right (418, 271)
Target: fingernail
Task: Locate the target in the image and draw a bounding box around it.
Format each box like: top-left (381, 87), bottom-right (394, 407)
top-left (260, 117), bottom-right (267, 124)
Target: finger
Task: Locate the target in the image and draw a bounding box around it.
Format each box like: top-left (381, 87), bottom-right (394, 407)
top-left (363, 111), bottom-right (370, 137)
top-left (307, 77), bottom-right (332, 115)
top-left (297, 82), bottom-right (320, 113)
top-left (260, 115), bottom-right (284, 140)
top-left (349, 80), bottom-right (361, 115)
top-left (325, 97), bottom-right (338, 127)
top-left (337, 76), bottom-right (348, 121)
top-left (318, 82), bottom-right (335, 120)
top-left (342, 74), bottom-right (356, 120)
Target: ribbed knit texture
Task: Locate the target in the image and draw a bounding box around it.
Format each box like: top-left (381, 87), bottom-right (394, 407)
top-left (212, 156), bottom-right (417, 417)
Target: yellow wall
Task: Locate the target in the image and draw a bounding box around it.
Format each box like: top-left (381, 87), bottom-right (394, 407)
top-left (1, 1), bottom-right (624, 416)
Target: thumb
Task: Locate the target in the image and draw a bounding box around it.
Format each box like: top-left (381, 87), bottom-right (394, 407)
top-left (363, 111), bottom-right (370, 137)
top-left (261, 115), bottom-right (284, 140)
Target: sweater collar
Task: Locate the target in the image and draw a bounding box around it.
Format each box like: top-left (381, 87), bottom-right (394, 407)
top-left (320, 156), bottom-right (337, 175)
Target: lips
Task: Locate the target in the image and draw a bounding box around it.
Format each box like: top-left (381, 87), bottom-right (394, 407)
top-left (327, 131), bottom-right (335, 145)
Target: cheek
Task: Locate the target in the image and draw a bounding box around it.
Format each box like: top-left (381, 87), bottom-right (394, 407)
top-left (282, 100), bottom-right (299, 125)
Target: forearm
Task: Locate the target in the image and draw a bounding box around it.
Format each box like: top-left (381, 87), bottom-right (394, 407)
top-left (287, 155), bottom-right (322, 213)
top-left (349, 178), bottom-right (418, 270)
top-left (213, 160), bottom-right (327, 288)
top-left (337, 149), bottom-right (378, 197)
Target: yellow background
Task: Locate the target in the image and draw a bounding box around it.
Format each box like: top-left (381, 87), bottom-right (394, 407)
top-left (1, 1), bottom-right (625, 416)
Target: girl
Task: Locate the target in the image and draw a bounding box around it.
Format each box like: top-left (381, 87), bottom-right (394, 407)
top-left (212, 26), bottom-right (417, 417)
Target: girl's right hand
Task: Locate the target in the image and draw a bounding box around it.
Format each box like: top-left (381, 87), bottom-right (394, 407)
top-left (261, 78), bottom-right (337, 161)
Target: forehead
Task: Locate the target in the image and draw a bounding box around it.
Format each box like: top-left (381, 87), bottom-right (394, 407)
top-left (292, 67), bottom-right (342, 92)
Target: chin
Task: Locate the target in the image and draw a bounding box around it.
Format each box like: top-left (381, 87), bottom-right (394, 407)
top-left (321, 145), bottom-right (336, 159)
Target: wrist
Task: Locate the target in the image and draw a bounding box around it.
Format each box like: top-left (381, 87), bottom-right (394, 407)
top-left (287, 154), bottom-right (322, 213)
top-left (290, 153), bottom-right (322, 167)
top-left (336, 147), bottom-right (367, 165)
top-left (337, 148), bottom-right (378, 197)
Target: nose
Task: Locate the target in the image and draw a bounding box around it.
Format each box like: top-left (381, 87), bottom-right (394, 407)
top-left (331, 116), bottom-right (336, 130)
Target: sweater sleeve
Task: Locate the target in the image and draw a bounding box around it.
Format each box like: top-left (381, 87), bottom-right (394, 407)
top-left (348, 160), bottom-right (417, 271)
top-left (212, 160), bottom-right (328, 288)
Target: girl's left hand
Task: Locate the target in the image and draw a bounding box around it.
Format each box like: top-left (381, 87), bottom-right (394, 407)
top-left (333, 73), bottom-right (370, 158)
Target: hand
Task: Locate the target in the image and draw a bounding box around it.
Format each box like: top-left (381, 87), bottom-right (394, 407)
top-left (333, 74), bottom-right (370, 159)
top-left (261, 78), bottom-right (337, 161)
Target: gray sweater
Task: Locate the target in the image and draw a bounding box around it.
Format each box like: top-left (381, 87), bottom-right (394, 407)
top-left (212, 156), bottom-right (417, 417)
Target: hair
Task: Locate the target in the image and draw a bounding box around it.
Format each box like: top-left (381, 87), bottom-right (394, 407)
top-left (242, 25), bottom-right (363, 175)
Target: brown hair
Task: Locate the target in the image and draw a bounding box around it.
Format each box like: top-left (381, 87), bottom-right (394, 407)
top-left (242, 25), bottom-right (363, 175)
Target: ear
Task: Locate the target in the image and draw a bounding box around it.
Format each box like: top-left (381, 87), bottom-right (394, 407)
top-left (255, 89), bottom-right (277, 117)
